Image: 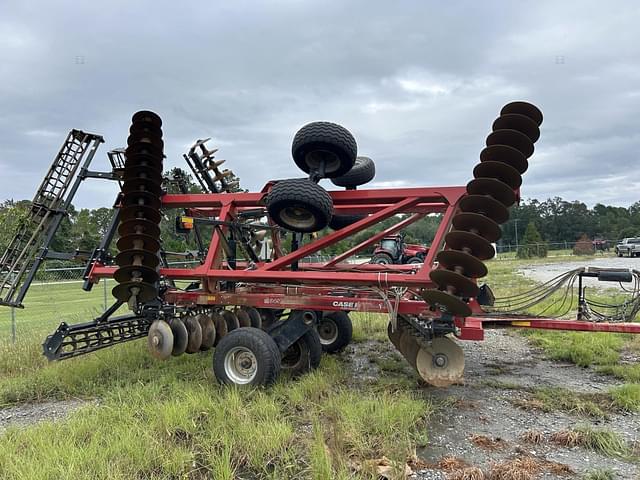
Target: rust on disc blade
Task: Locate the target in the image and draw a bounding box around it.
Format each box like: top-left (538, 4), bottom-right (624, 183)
top-left (112, 281), bottom-right (157, 303)
top-left (466, 178), bottom-right (516, 207)
top-left (132, 110), bottom-right (163, 127)
top-left (445, 230), bottom-right (495, 260)
top-left (459, 195), bottom-right (509, 224)
top-left (416, 336), bottom-right (465, 387)
top-left (480, 145), bottom-right (528, 174)
top-left (473, 161), bottom-right (522, 189)
top-left (184, 315), bottom-right (203, 353)
top-left (115, 249), bottom-right (160, 269)
top-left (221, 310), bottom-right (240, 332)
top-left (492, 113), bottom-right (540, 142)
top-left (119, 205), bottom-right (162, 225)
top-left (452, 212), bottom-right (501, 242)
top-left (197, 313), bottom-right (216, 350)
top-left (234, 308), bottom-right (252, 328)
top-left (116, 233), bottom-right (160, 253)
top-left (113, 264), bottom-right (159, 284)
top-left (486, 129), bottom-right (534, 158)
top-left (122, 190), bottom-right (162, 211)
top-left (429, 269), bottom-right (480, 298)
top-left (170, 318), bottom-right (188, 356)
top-left (147, 320), bottom-right (174, 360)
top-left (387, 321), bottom-right (402, 348)
top-left (210, 311), bottom-right (228, 346)
top-left (435, 250), bottom-right (488, 278)
top-left (398, 330), bottom-right (420, 368)
top-left (500, 101), bottom-right (543, 127)
top-left (242, 306), bottom-right (263, 329)
top-left (421, 289), bottom-right (472, 317)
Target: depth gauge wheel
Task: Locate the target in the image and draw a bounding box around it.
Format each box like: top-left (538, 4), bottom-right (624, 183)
top-left (266, 178), bottom-right (333, 232)
top-left (317, 311), bottom-right (352, 353)
top-left (280, 328), bottom-right (322, 376)
top-left (292, 121), bottom-right (357, 178)
top-left (213, 327), bottom-right (281, 387)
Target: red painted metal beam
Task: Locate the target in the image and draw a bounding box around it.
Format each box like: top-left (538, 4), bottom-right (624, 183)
top-left (263, 196), bottom-right (422, 271)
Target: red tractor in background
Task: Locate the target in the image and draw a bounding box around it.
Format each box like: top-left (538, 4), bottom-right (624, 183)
top-left (370, 232), bottom-right (429, 264)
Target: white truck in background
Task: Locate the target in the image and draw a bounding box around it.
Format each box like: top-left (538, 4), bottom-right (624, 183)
top-left (615, 238), bottom-right (640, 257)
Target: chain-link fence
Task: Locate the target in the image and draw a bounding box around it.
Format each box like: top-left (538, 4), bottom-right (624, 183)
top-left (0, 245), bottom-right (622, 342)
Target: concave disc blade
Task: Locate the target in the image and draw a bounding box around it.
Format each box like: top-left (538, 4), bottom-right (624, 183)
top-left (473, 161), bottom-right (522, 189)
top-left (466, 178), bottom-right (516, 207)
top-left (416, 336), bottom-right (465, 387)
top-left (445, 230), bottom-right (495, 260)
top-left (184, 315), bottom-right (203, 353)
top-left (486, 129), bottom-right (534, 158)
top-left (113, 264), bottom-right (159, 284)
top-left (480, 145), bottom-right (528, 174)
top-left (421, 289), bottom-right (472, 317)
top-left (116, 233), bottom-right (160, 253)
top-left (170, 318), bottom-right (188, 356)
top-left (112, 281), bottom-right (157, 303)
top-left (492, 113), bottom-right (540, 142)
top-left (459, 195), bottom-right (509, 224)
top-left (429, 269), bottom-right (480, 298)
top-left (452, 212), bottom-right (502, 242)
top-left (115, 249), bottom-right (160, 269)
top-left (148, 320), bottom-right (173, 360)
top-left (500, 101), bottom-right (543, 127)
top-left (435, 250), bottom-right (488, 278)
top-left (119, 205), bottom-right (162, 225)
top-left (132, 110), bottom-right (163, 127)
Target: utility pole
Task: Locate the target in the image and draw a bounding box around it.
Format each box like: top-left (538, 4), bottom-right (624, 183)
top-left (514, 218), bottom-right (520, 249)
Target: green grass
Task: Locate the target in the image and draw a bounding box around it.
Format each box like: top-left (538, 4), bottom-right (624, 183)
top-left (0, 253), bottom-right (639, 477)
top-left (583, 468), bottom-right (617, 480)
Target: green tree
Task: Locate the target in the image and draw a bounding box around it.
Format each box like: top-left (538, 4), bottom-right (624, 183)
top-left (517, 221), bottom-right (548, 258)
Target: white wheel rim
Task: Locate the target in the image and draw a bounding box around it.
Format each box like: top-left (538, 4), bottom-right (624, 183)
top-left (281, 206), bottom-right (315, 229)
top-left (318, 318), bottom-right (339, 345)
top-left (224, 346), bottom-right (258, 384)
top-left (305, 149), bottom-right (341, 173)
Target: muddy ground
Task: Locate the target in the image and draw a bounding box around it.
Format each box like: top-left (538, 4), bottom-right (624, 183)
top-left (344, 329), bottom-right (639, 479)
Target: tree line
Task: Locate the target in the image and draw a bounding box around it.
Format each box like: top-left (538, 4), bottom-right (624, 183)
top-left (1, 193), bottom-right (639, 262)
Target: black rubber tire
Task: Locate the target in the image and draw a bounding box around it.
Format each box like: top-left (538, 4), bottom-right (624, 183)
top-left (258, 309), bottom-right (277, 330)
top-left (371, 253), bottom-right (393, 264)
top-left (280, 328), bottom-right (322, 376)
top-left (213, 327), bottom-right (281, 387)
top-left (266, 178), bottom-right (333, 233)
top-left (292, 122), bottom-right (357, 178)
top-left (242, 306), bottom-right (263, 329)
top-left (407, 256), bottom-right (423, 264)
top-left (318, 311), bottom-right (353, 353)
top-left (330, 156), bottom-right (375, 188)
top-left (328, 214), bottom-right (365, 230)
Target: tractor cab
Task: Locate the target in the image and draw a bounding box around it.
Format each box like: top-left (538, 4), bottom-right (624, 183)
top-left (371, 233), bottom-right (428, 265)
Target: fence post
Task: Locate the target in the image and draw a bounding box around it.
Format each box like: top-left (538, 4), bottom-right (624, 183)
top-left (103, 278), bottom-right (108, 311)
top-left (11, 307), bottom-right (16, 343)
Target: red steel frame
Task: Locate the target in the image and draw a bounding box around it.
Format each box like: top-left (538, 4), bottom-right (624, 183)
top-left (87, 184), bottom-right (640, 339)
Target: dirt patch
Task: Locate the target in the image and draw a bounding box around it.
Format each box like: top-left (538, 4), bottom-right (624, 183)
top-left (0, 399), bottom-right (91, 434)
top-left (344, 330), bottom-right (640, 479)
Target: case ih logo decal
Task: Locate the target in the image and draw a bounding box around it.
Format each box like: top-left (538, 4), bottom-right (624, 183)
top-left (332, 301), bottom-right (358, 309)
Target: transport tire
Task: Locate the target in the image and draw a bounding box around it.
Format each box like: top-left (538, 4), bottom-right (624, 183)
top-left (266, 178), bottom-right (333, 232)
top-left (292, 121), bottom-right (357, 178)
top-left (213, 327), bottom-right (281, 387)
top-left (328, 214), bottom-right (365, 230)
top-left (330, 156), bottom-right (375, 189)
top-left (371, 253), bottom-right (393, 264)
top-left (317, 311), bottom-right (352, 353)
top-left (280, 328), bottom-right (322, 376)
top-left (407, 256), bottom-right (423, 264)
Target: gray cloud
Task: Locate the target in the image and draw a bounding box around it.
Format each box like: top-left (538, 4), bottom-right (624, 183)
top-left (0, 0), bottom-right (638, 208)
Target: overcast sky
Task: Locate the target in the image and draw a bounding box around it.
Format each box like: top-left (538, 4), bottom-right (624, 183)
top-left (1, 1), bottom-right (639, 209)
